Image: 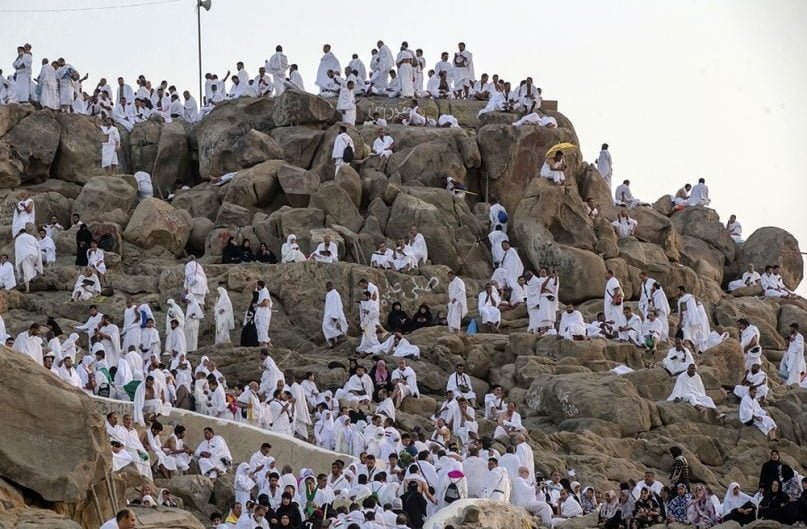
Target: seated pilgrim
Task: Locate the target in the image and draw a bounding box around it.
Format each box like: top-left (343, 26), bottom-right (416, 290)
top-left (310, 234), bottom-right (338, 264)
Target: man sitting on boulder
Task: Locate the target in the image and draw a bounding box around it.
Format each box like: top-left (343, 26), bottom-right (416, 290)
top-left (667, 364), bottom-right (722, 419)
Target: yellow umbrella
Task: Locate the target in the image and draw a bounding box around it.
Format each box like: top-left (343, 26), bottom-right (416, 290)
top-left (545, 142), bottom-right (578, 158)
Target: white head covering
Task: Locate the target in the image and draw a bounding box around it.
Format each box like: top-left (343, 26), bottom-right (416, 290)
top-left (166, 298), bottom-right (185, 329)
top-left (722, 482), bottom-right (754, 515)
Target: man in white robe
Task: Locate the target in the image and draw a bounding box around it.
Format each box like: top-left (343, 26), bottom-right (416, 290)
top-left (524, 272), bottom-right (542, 334)
top-left (512, 466), bottom-right (554, 525)
top-left (687, 178), bottom-right (710, 206)
top-left (491, 240), bottom-right (524, 291)
top-left (254, 280), bottom-right (272, 346)
top-left (614, 179), bottom-right (648, 208)
top-left (214, 286), bottom-right (235, 344)
top-left (603, 270), bottom-right (624, 325)
top-left (11, 193), bottom-right (35, 237)
top-left (38, 59), bottom-right (59, 109)
top-left (183, 257), bottom-right (208, 306)
top-left (596, 143), bottom-right (613, 189)
top-left (733, 363), bottom-right (769, 400)
top-left (348, 53), bottom-right (367, 83)
top-left (728, 263), bottom-right (761, 292)
top-left (676, 287), bottom-right (708, 352)
top-left (14, 228), bottom-right (43, 293)
top-left (488, 227), bottom-right (507, 268)
top-left (446, 364), bottom-right (476, 403)
top-left (266, 46), bottom-right (289, 96)
top-left (373, 332), bottom-right (420, 358)
top-left (451, 43), bottom-right (474, 98)
top-left (447, 271), bottom-right (467, 332)
top-left (637, 272), bottom-right (657, 319)
top-left (637, 310), bottom-right (664, 352)
top-left (356, 291), bottom-right (381, 354)
top-left (182, 91), bottom-right (198, 122)
top-left (336, 79), bottom-right (356, 125)
top-left (139, 319), bottom-right (161, 363)
top-left (370, 241), bottom-right (394, 269)
top-left (396, 44), bottom-right (415, 98)
top-left (535, 269), bottom-right (560, 331)
top-left (165, 319), bottom-right (187, 358)
top-left (335, 365), bottom-right (373, 404)
top-left (13, 324), bottom-right (44, 365)
top-left (726, 214), bottom-right (743, 244)
top-left (0, 254), bottom-right (17, 290)
top-left (663, 338), bottom-right (695, 376)
top-left (195, 427), bottom-right (232, 478)
top-left (480, 460), bottom-right (510, 502)
top-left (740, 386), bottom-right (777, 440)
top-left (12, 47), bottom-right (32, 102)
top-left (184, 296), bottom-right (203, 353)
top-left (97, 314), bottom-right (122, 367)
top-left (368, 41), bottom-right (394, 94)
top-left (477, 283), bottom-right (501, 330)
top-left (371, 128), bottom-right (394, 159)
top-left (559, 305), bottom-right (586, 340)
top-left (738, 318), bottom-right (763, 369)
top-left (391, 359), bottom-right (419, 407)
top-left (781, 323), bottom-right (805, 385)
top-left (651, 282), bottom-right (671, 340)
top-left (409, 226), bottom-right (428, 266)
top-left (667, 364), bottom-right (717, 411)
top-left (71, 268), bottom-right (101, 301)
top-left (332, 125), bottom-right (354, 176)
top-left (316, 44), bottom-right (341, 93)
top-left (322, 281), bottom-right (348, 347)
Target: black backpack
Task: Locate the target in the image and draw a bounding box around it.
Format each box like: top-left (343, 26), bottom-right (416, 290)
top-left (444, 481), bottom-right (461, 503)
top-left (342, 144), bottom-right (354, 163)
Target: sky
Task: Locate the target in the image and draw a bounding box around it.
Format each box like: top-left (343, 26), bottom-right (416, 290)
top-left (2, 0), bottom-right (805, 292)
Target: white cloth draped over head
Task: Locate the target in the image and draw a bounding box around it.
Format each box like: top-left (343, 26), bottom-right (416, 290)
top-left (281, 234), bottom-right (306, 263)
top-left (14, 232), bottom-right (43, 282)
top-left (447, 276), bottom-right (468, 330)
top-left (184, 259), bottom-right (209, 301)
top-left (166, 298), bottom-right (185, 329)
top-left (322, 288), bottom-right (348, 340)
top-left (722, 482), bottom-right (755, 515)
top-left (668, 369), bottom-right (716, 409)
top-left (214, 287), bottom-right (235, 344)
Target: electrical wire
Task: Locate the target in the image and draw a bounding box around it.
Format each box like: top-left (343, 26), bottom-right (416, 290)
top-left (0, 0), bottom-right (183, 14)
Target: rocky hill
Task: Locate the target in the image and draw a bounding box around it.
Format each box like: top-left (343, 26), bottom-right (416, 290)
top-left (0, 92), bottom-right (805, 528)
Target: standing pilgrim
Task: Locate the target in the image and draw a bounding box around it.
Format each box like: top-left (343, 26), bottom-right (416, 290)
top-left (254, 280), bottom-right (273, 347)
top-left (214, 285), bottom-right (235, 344)
top-left (11, 191), bottom-right (35, 237)
top-left (38, 58), bottom-right (59, 110)
top-left (322, 281), bottom-right (348, 347)
top-left (183, 257), bottom-right (209, 307)
top-left (100, 117), bottom-right (120, 175)
top-left (184, 296), bottom-right (203, 353)
top-left (267, 45), bottom-right (289, 96)
top-left (14, 228), bottom-right (43, 293)
top-left (332, 125), bottom-right (354, 176)
top-left (603, 270), bottom-right (623, 326)
top-left (596, 143), bottom-right (613, 189)
top-left (315, 44), bottom-right (341, 94)
top-left (451, 42), bottom-right (474, 99)
top-left (447, 270), bottom-right (468, 332)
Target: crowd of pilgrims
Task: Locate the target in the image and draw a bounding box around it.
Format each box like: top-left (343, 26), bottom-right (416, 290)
top-left (2, 40), bottom-right (548, 128)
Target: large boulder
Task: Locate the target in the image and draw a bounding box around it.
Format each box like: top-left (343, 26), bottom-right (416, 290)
top-left (72, 176), bottom-right (138, 224)
top-left (0, 345), bottom-right (110, 503)
top-left (52, 112), bottom-right (106, 184)
top-left (236, 129), bottom-right (284, 169)
top-left (128, 119), bottom-right (162, 175)
top-left (196, 97), bottom-right (276, 179)
top-left (269, 126), bottom-right (324, 169)
top-left (271, 89), bottom-right (336, 127)
top-left (670, 207), bottom-right (735, 263)
top-left (0, 104), bottom-right (32, 137)
top-left (526, 372), bottom-right (657, 436)
top-left (739, 227), bottom-right (803, 290)
top-left (152, 120), bottom-right (190, 193)
top-left (123, 198), bottom-right (192, 256)
top-left (715, 297), bottom-right (785, 350)
top-left (4, 111), bottom-right (61, 183)
top-left (512, 178), bottom-right (597, 251)
top-left (630, 207), bottom-right (681, 262)
top-left (386, 140), bottom-right (467, 187)
top-left (276, 163), bottom-right (320, 207)
top-left (221, 160), bottom-right (283, 211)
top-left (128, 506), bottom-right (206, 529)
top-left (171, 184), bottom-right (222, 221)
top-left (309, 181), bottom-right (363, 233)
top-left (679, 235), bottom-right (725, 283)
top-left (0, 141), bottom-right (23, 188)
top-left (476, 120), bottom-right (579, 212)
top-left (384, 187), bottom-right (488, 276)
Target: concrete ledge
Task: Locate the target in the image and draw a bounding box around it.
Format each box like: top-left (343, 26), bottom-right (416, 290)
top-left (90, 396), bottom-right (355, 475)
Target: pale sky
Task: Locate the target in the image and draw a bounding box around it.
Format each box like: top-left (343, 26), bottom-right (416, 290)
top-left (2, 0), bottom-right (805, 292)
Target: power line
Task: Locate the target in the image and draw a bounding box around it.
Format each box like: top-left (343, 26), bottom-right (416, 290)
top-left (0, 0), bottom-right (183, 14)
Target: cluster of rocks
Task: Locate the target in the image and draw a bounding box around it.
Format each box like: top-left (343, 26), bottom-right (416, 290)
top-left (0, 92), bottom-right (805, 529)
